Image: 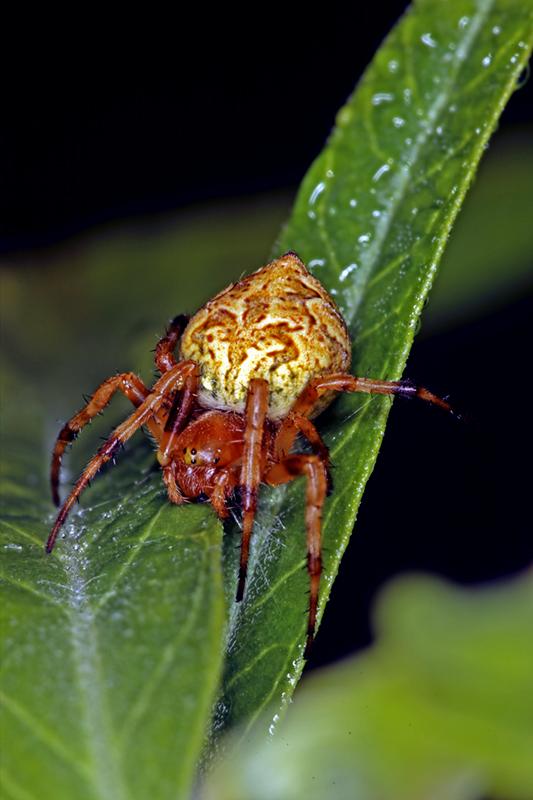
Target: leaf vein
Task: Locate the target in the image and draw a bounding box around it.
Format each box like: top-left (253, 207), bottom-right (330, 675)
top-left (0, 573), bottom-right (66, 610)
top-left (0, 690), bottom-right (92, 780)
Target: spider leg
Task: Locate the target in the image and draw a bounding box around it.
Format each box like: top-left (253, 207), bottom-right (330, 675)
top-left (276, 372), bottom-right (454, 455)
top-left (274, 414), bottom-right (332, 493)
top-left (158, 362), bottom-right (200, 466)
top-left (236, 378), bottom-right (269, 602)
top-left (51, 372), bottom-right (162, 506)
top-left (46, 361), bottom-right (197, 553)
top-left (274, 412), bottom-right (330, 461)
top-left (155, 314), bottom-right (190, 373)
top-left (265, 454), bottom-right (328, 658)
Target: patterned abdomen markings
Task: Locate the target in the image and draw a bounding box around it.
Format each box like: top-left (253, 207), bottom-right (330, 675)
top-left (180, 252), bottom-right (351, 419)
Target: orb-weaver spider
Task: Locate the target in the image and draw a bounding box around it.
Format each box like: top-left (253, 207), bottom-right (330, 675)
top-left (47, 252), bottom-right (452, 655)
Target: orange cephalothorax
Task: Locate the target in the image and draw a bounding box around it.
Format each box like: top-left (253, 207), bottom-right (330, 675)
top-left (179, 251), bottom-right (351, 419)
top-left (175, 410), bottom-right (245, 468)
top-left (47, 251), bottom-right (454, 657)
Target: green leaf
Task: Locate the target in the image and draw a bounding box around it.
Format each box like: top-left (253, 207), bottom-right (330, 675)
top-left (213, 0), bottom-right (533, 743)
top-left (0, 395), bottom-right (225, 799)
top-left (203, 573), bottom-right (533, 800)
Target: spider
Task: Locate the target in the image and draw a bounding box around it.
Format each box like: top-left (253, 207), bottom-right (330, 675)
top-left (47, 251), bottom-right (452, 656)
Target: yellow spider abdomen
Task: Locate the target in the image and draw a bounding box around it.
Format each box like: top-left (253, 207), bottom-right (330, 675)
top-left (179, 252), bottom-right (351, 419)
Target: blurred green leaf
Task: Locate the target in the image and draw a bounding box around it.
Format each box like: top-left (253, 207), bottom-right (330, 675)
top-left (430, 127), bottom-right (533, 328)
top-left (203, 573), bottom-right (533, 800)
top-left (214, 0), bottom-right (533, 743)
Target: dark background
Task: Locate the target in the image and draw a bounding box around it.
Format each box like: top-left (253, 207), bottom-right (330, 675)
top-left (2, 3), bottom-right (532, 668)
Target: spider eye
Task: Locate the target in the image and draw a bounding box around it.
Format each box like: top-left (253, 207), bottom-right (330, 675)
top-left (182, 446), bottom-right (202, 466)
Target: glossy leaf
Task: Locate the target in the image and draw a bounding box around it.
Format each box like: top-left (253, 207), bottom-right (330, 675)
top-left (213, 0), bottom-right (533, 743)
top-left (203, 573), bottom-right (533, 800)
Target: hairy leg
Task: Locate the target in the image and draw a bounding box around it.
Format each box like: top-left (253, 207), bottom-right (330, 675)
top-left (50, 372), bottom-right (161, 506)
top-left (266, 454), bottom-right (328, 658)
top-left (158, 362), bottom-right (200, 466)
top-left (277, 372), bottom-right (454, 455)
top-left (154, 314), bottom-right (190, 373)
top-left (274, 412), bottom-right (330, 463)
top-left (46, 361), bottom-right (198, 553)
top-left (236, 378), bottom-right (269, 602)
top-left (274, 413), bottom-right (332, 493)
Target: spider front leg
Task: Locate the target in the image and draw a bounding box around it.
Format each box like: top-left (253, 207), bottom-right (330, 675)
top-left (236, 378), bottom-right (269, 602)
top-left (155, 314), bottom-right (190, 372)
top-left (158, 362), bottom-right (199, 467)
top-left (266, 454), bottom-right (328, 658)
top-left (46, 361), bottom-right (197, 553)
top-left (51, 372), bottom-right (160, 506)
top-left (154, 315), bottom-right (198, 465)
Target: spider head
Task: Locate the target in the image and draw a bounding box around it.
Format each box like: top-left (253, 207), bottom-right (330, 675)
top-left (176, 410), bottom-right (244, 468)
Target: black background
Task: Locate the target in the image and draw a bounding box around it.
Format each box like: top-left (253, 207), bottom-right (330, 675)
top-left (2, 3), bottom-right (532, 668)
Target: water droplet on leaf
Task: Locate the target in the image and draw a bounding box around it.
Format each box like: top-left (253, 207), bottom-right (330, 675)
top-left (372, 163), bottom-right (391, 181)
top-left (372, 92), bottom-right (394, 105)
top-left (339, 263), bottom-right (358, 282)
top-left (309, 181), bottom-right (325, 205)
top-left (421, 32), bottom-right (437, 48)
